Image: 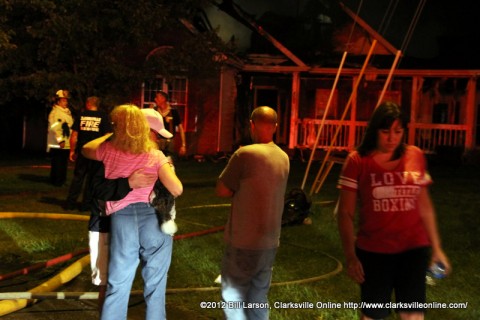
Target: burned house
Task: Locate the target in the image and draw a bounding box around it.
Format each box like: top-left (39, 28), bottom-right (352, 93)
top-left (17, 1), bottom-right (480, 160)
top-left (139, 1), bottom-right (479, 159)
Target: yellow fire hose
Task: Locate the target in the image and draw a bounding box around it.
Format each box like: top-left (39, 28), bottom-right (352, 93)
top-left (0, 255), bottom-right (90, 316)
top-left (0, 211), bottom-right (342, 317)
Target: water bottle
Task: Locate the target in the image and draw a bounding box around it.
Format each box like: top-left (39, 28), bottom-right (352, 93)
top-left (429, 262), bottom-right (446, 279)
top-left (426, 262), bottom-right (446, 285)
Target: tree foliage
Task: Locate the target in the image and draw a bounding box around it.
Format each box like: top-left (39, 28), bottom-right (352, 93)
top-left (0, 0), bottom-right (228, 108)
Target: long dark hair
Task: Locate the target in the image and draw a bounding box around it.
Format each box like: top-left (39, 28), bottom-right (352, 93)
top-left (357, 101), bottom-right (407, 159)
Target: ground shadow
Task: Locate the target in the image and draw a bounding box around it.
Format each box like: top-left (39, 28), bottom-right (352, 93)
top-left (38, 197), bottom-right (68, 208)
top-left (17, 173), bottom-right (50, 185)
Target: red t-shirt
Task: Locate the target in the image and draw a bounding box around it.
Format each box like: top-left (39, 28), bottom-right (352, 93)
top-left (338, 145), bottom-right (432, 253)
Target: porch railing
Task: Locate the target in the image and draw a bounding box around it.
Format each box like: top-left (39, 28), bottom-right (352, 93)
top-left (297, 119), bottom-right (367, 151)
top-left (410, 123), bottom-right (468, 153)
top-left (297, 118), bottom-right (468, 154)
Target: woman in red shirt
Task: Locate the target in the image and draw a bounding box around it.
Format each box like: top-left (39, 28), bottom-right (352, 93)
top-left (336, 101), bottom-right (451, 320)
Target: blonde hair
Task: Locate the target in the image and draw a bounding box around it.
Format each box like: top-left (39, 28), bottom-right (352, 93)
top-left (110, 104), bottom-right (158, 154)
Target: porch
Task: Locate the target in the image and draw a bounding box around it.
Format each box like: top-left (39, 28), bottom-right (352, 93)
top-left (297, 118), bottom-right (469, 154)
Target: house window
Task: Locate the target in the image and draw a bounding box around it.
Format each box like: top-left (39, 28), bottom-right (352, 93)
top-left (142, 77), bottom-right (189, 132)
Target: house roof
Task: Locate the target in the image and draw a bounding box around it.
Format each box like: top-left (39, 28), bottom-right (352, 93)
top-left (213, 0), bottom-right (307, 67)
top-left (210, 1), bottom-right (405, 70)
top-left (338, 2), bottom-right (398, 56)
top-left (200, 1), bottom-right (480, 72)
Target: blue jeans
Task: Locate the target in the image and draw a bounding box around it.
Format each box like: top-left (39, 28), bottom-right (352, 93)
top-left (221, 246), bottom-right (277, 320)
top-left (101, 203), bottom-right (173, 320)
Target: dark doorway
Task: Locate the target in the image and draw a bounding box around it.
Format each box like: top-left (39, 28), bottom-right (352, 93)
top-left (253, 87), bottom-right (289, 146)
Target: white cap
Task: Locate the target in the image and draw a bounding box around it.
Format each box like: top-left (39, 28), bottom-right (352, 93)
top-left (141, 108), bottom-right (173, 139)
top-left (56, 90), bottom-right (69, 99)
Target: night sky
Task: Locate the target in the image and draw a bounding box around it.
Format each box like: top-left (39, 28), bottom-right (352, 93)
top-left (207, 0), bottom-right (480, 68)
top-left (341, 0), bottom-right (479, 65)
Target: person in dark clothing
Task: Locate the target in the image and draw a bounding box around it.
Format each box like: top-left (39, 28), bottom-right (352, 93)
top-left (66, 96), bottom-right (111, 211)
top-left (154, 91), bottom-right (187, 158)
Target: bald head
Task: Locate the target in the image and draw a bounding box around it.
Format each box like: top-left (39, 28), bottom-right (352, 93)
top-left (250, 106), bottom-right (277, 124)
top-left (249, 106), bottom-right (278, 143)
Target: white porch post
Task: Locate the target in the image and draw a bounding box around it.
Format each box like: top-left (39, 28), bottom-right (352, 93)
top-left (289, 72), bottom-right (300, 149)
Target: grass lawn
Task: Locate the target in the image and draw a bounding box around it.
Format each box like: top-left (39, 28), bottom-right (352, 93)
top-left (0, 153), bottom-right (479, 319)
